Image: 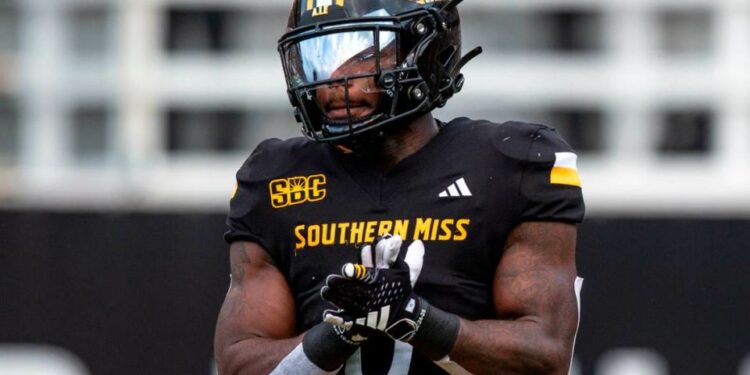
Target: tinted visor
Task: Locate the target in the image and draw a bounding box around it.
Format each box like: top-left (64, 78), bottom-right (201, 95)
top-left (283, 29), bottom-right (398, 89)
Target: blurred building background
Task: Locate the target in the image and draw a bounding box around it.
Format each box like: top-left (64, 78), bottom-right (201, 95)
top-left (1, 0), bottom-right (749, 213)
top-left (0, 0), bottom-right (749, 375)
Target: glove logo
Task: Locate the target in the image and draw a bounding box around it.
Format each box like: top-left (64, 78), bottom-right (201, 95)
top-left (269, 174), bottom-right (327, 208)
top-left (405, 298), bottom-right (416, 313)
top-left (353, 305), bottom-right (392, 330)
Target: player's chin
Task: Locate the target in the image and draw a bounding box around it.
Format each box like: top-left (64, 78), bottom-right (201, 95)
top-left (324, 106), bottom-right (376, 121)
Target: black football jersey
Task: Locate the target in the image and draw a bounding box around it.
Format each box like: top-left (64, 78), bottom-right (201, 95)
top-left (225, 117), bottom-right (585, 374)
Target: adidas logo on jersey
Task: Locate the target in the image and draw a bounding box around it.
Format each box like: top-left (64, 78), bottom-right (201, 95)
top-left (438, 178), bottom-right (472, 198)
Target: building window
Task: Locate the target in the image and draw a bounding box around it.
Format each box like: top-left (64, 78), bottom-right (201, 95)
top-left (165, 108), bottom-right (300, 153)
top-left (461, 9), bottom-right (603, 54)
top-left (67, 6), bottom-right (113, 58)
top-left (657, 109), bottom-right (713, 154)
top-left (0, 98), bottom-right (19, 162)
top-left (545, 10), bottom-right (603, 53)
top-left (544, 108), bottom-right (605, 153)
top-left (71, 105), bottom-right (111, 161)
top-left (165, 8), bottom-right (233, 53)
top-left (166, 108), bottom-right (247, 152)
top-left (0, 4), bottom-right (19, 53)
top-left (657, 9), bottom-right (714, 56)
top-left (164, 8), bottom-right (288, 55)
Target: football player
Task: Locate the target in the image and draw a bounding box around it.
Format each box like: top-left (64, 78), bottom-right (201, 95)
top-left (215, 0), bottom-right (585, 374)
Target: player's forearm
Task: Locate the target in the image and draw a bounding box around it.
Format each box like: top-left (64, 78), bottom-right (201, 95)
top-left (449, 318), bottom-right (573, 375)
top-left (215, 335), bottom-right (301, 375)
top-left (405, 302), bottom-right (572, 375)
top-left (217, 322), bottom-right (362, 375)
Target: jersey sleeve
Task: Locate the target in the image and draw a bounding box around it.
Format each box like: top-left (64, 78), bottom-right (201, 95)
top-left (519, 126), bottom-right (585, 223)
top-left (224, 139), bottom-right (283, 263)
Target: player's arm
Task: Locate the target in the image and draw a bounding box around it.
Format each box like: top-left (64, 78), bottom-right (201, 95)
top-left (214, 241), bottom-right (300, 374)
top-left (215, 241), bottom-right (362, 374)
top-left (447, 221), bottom-right (579, 375)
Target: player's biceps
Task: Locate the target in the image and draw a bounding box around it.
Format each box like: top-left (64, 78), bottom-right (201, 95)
top-left (230, 276), bottom-right (296, 338)
top-left (243, 264), bottom-right (293, 303)
top-left (493, 237), bottom-right (576, 308)
top-left (493, 269), bottom-right (577, 337)
top-left (493, 270), bottom-right (540, 318)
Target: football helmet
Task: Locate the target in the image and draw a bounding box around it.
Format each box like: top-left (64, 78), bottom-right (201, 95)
top-left (278, 0), bottom-right (481, 145)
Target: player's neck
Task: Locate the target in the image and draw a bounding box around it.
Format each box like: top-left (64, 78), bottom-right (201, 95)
top-left (371, 112), bottom-right (439, 172)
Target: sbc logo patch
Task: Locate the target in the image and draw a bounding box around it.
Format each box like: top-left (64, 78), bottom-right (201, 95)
top-left (269, 174), bottom-right (327, 208)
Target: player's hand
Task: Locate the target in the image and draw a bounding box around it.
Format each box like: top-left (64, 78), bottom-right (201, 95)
top-left (321, 234), bottom-right (427, 342)
top-left (321, 234), bottom-right (415, 343)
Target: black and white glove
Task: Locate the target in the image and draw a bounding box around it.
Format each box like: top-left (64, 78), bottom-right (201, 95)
top-left (299, 239), bottom-right (406, 372)
top-left (321, 234), bottom-right (426, 341)
top-left (321, 235), bottom-right (459, 359)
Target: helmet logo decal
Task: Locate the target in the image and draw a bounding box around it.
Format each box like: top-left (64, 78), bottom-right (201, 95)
top-left (307, 0), bottom-right (345, 17)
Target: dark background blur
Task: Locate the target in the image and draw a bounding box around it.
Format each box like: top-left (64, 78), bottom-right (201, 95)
top-left (2, 211), bottom-right (748, 375)
top-left (1, 1), bottom-right (749, 374)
